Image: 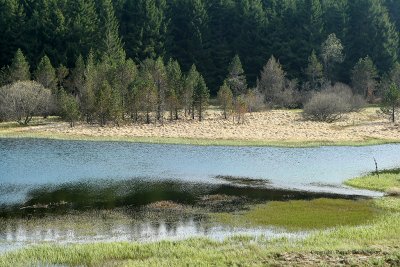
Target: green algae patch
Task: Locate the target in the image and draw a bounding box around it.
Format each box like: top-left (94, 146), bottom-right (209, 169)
top-left (212, 198), bottom-right (378, 230)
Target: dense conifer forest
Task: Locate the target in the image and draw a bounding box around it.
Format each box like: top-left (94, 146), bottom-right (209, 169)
top-left (1, 0), bottom-right (400, 93)
top-left (1, 0), bottom-right (400, 126)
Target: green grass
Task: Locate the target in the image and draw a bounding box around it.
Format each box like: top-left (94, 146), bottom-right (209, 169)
top-left (345, 169), bottom-right (400, 192)
top-left (212, 198), bottom-right (379, 230)
top-left (0, 209), bottom-right (399, 266)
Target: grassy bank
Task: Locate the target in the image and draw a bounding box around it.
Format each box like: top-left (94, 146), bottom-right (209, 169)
top-left (345, 168), bottom-right (400, 193)
top-left (1, 171), bottom-right (400, 266)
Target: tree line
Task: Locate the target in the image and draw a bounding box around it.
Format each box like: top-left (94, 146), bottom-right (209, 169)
top-left (1, 0), bottom-right (400, 93)
top-left (1, 0), bottom-right (400, 126)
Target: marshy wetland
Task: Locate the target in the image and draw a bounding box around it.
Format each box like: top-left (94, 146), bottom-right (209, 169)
top-left (0, 138), bottom-right (400, 265)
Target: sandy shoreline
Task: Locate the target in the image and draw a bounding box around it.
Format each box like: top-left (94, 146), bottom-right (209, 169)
top-left (1, 108), bottom-right (400, 146)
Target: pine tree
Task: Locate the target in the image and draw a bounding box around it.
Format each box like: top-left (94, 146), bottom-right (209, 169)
top-left (69, 55), bottom-right (85, 96)
top-left (166, 59), bottom-right (183, 120)
top-left (66, 0), bottom-right (100, 65)
top-left (82, 50), bottom-right (97, 123)
top-left (321, 33), bottom-right (344, 82)
top-left (347, 0), bottom-right (398, 74)
top-left (97, 81), bottom-right (113, 126)
top-left (226, 55), bottom-right (247, 97)
top-left (218, 81), bottom-right (233, 119)
top-left (0, 0), bottom-right (26, 68)
top-left (194, 74), bottom-right (209, 121)
top-left (184, 64), bottom-right (200, 118)
top-left (98, 0), bottom-right (126, 68)
top-left (257, 55), bottom-right (285, 104)
top-left (34, 55), bottom-right (57, 91)
top-left (122, 0), bottom-right (167, 61)
top-left (305, 50), bottom-right (324, 90)
top-left (351, 56), bottom-right (378, 101)
top-left (59, 89), bottom-right (80, 127)
top-left (136, 68), bottom-right (157, 124)
top-left (9, 49), bottom-right (30, 82)
top-left (389, 62), bottom-right (400, 88)
top-left (381, 83), bottom-right (400, 122)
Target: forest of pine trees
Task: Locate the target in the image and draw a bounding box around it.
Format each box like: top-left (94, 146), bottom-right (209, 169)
top-left (1, 0), bottom-right (400, 125)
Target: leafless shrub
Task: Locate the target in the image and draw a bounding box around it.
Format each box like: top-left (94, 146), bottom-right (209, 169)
top-left (0, 81), bottom-right (53, 125)
top-left (303, 83), bottom-right (365, 122)
top-left (244, 89), bottom-right (266, 112)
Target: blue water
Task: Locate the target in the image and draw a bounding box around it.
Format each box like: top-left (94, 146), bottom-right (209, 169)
top-left (1, 138), bottom-right (399, 201)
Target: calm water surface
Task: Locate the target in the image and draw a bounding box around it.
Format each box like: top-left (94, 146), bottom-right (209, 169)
top-left (1, 138), bottom-right (399, 201)
top-left (1, 138), bottom-right (399, 252)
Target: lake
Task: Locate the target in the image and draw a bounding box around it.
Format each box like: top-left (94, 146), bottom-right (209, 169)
top-left (0, 138), bottom-right (399, 252)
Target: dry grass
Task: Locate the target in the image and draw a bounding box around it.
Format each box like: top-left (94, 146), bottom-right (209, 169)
top-left (1, 108), bottom-right (399, 147)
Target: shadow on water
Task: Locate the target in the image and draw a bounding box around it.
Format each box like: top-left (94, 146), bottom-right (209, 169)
top-left (0, 178), bottom-right (369, 218)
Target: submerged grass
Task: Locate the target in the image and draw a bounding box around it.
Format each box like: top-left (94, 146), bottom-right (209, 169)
top-left (212, 198), bottom-right (379, 230)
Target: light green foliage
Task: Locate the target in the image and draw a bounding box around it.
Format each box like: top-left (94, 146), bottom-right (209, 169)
top-left (183, 64), bottom-right (200, 117)
top-left (381, 83), bottom-right (400, 122)
top-left (321, 33), bottom-right (344, 82)
top-left (166, 59), bottom-right (182, 120)
top-left (59, 90), bottom-right (80, 127)
top-left (257, 55), bottom-right (285, 104)
top-left (193, 74), bottom-right (209, 121)
top-left (305, 50), bottom-right (324, 90)
top-left (351, 56), bottom-right (378, 100)
top-left (217, 81), bottom-right (233, 119)
top-left (226, 55), bottom-right (247, 97)
top-left (9, 49), bottom-right (30, 83)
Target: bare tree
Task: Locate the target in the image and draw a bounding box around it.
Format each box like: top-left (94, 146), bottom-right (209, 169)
top-left (0, 81), bottom-right (52, 125)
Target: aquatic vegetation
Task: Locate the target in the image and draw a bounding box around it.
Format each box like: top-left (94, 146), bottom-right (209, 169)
top-left (212, 198), bottom-right (378, 230)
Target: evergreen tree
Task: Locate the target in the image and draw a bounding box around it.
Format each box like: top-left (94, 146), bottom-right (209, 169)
top-left (305, 50), bottom-right (324, 90)
top-left (81, 50), bottom-right (97, 123)
top-left (381, 83), bottom-right (400, 122)
top-left (65, 0), bottom-right (100, 65)
top-left (141, 57), bottom-right (167, 123)
top-left (217, 81), bottom-right (233, 119)
top-left (34, 55), bottom-right (57, 91)
top-left (389, 62), bottom-right (400, 88)
top-left (59, 89), bottom-right (80, 127)
top-left (69, 55), bottom-right (85, 96)
top-left (166, 59), bottom-right (183, 120)
top-left (351, 56), bottom-right (378, 101)
top-left (98, 0), bottom-right (126, 67)
top-left (193, 74), bottom-right (209, 121)
top-left (226, 55), bottom-right (247, 97)
top-left (321, 33), bottom-right (344, 82)
top-left (0, 0), bottom-right (26, 67)
top-left (135, 67), bottom-right (157, 124)
top-left (9, 49), bottom-right (30, 82)
top-left (122, 0), bottom-right (167, 61)
top-left (346, 0), bottom-right (398, 75)
top-left (257, 55), bottom-right (285, 104)
top-left (97, 81), bottom-right (113, 126)
top-left (184, 64), bottom-right (200, 118)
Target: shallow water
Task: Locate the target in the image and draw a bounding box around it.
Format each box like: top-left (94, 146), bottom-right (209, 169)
top-left (1, 138), bottom-right (399, 252)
